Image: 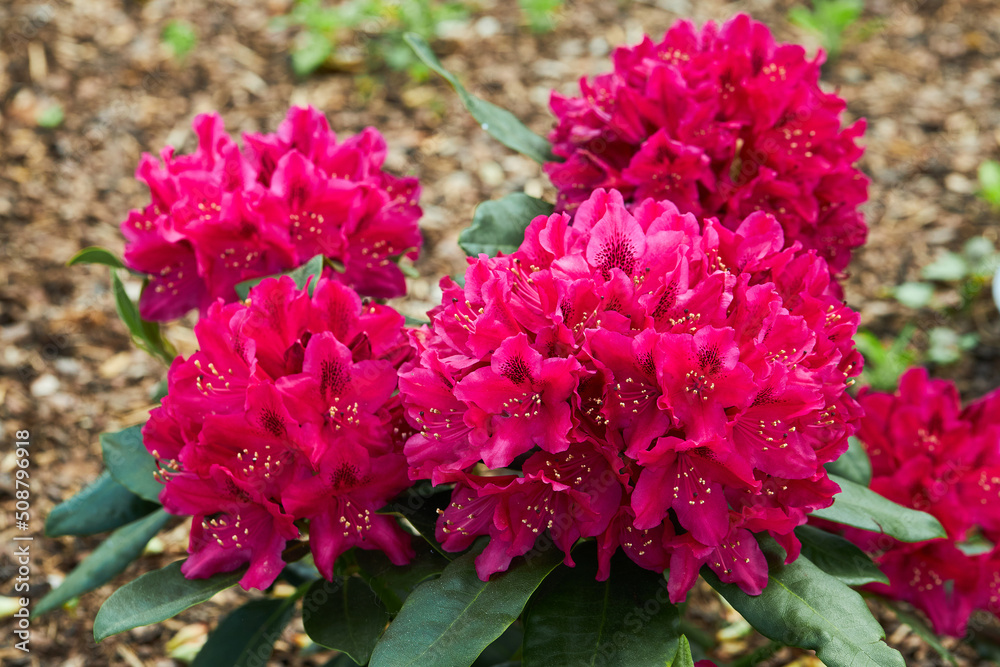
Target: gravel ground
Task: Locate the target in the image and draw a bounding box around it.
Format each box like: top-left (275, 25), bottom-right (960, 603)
top-left (2, 0), bottom-right (1000, 664)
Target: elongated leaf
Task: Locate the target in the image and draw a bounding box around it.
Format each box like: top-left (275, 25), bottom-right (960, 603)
top-left (472, 624), bottom-right (523, 666)
top-left (101, 425), bottom-right (163, 503)
top-left (67, 246), bottom-right (125, 269)
top-left (669, 635), bottom-right (696, 667)
top-left (369, 543), bottom-right (564, 667)
top-left (356, 543), bottom-right (449, 614)
top-left (35, 509), bottom-right (171, 615)
top-left (459, 194), bottom-right (554, 258)
top-left (826, 436), bottom-right (872, 487)
top-left (235, 253), bottom-right (325, 299)
top-left (522, 543), bottom-right (680, 666)
top-left (703, 536), bottom-right (904, 667)
top-left (302, 577), bottom-right (389, 665)
top-left (812, 473), bottom-right (946, 542)
top-left (192, 594), bottom-right (301, 667)
top-left (379, 483), bottom-right (453, 558)
top-left (404, 33), bottom-right (557, 164)
top-left (46, 471), bottom-right (159, 537)
top-left (94, 560), bottom-right (245, 641)
top-left (881, 598), bottom-right (957, 666)
top-left (112, 270), bottom-right (176, 364)
top-left (795, 525), bottom-right (888, 586)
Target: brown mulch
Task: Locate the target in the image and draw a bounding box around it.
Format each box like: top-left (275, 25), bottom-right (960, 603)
top-left (2, 0), bottom-right (1000, 665)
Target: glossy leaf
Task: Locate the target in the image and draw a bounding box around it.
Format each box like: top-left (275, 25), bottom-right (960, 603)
top-left (472, 624), bottom-right (523, 666)
top-left (66, 246), bottom-right (125, 269)
top-left (459, 193), bottom-right (554, 258)
top-left (669, 635), bottom-right (696, 667)
top-left (812, 473), bottom-right (947, 542)
top-left (368, 543), bottom-right (564, 667)
top-left (94, 560), bottom-right (244, 641)
top-left (100, 424), bottom-right (163, 503)
top-left (112, 270), bottom-right (176, 364)
top-left (405, 33), bottom-right (557, 164)
top-left (192, 594), bottom-right (302, 667)
top-left (302, 577), bottom-right (389, 665)
top-left (703, 536), bottom-right (904, 667)
top-left (45, 471), bottom-right (159, 537)
top-left (522, 543), bottom-right (679, 666)
top-left (356, 543), bottom-right (449, 615)
top-left (825, 436), bottom-right (872, 487)
top-left (35, 509), bottom-right (171, 616)
top-left (379, 483), bottom-right (453, 558)
top-left (795, 525), bottom-right (888, 586)
top-left (235, 253), bottom-right (325, 299)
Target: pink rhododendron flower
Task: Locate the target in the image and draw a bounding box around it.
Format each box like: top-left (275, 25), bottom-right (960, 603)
top-left (545, 14), bottom-right (868, 276)
top-left (399, 189), bottom-right (861, 601)
top-left (842, 368), bottom-right (1000, 636)
top-left (144, 275), bottom-right (414, 590)
top-left (122, 107), bottom-right (422, 321)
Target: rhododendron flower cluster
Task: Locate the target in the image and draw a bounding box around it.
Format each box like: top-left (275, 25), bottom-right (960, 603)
top-left (143, 275), bottom-right (415, 590)
top-left (399, 189), bottom-right (862, 601)
top-left (122, 106), bottom-right (421, 321)
top-left (844, 368), bottom-right (1000, 636)
top-left (545, 13), bottom-right (868, 274)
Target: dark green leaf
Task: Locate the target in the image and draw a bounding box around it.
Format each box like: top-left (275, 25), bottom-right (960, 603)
top-left (669, 635), bottom-right (696, 667)
top-left (811, 473), bottom-right (946, 542)
top-left (111, 270), bottom-right (176, 364)
top-left (795, 525), bottom-right (888, 586)
top-left (192, 594), bottom-right (301, 667)
top-left (94, 560), bottom-right (245, 641)
top-left (404, 33), bottom-right (557, 164)
top-left (235, 254), bottom-right (326, 299)
top-left (321, 654), bottom-right (360, 667)
top-left (522, 542), bottom-right (680, 666)
top-left (356, 542), bottom-right (449, 614)
top-left (379, 483), bottom-right (453, 558)
top-left (472, 624), bottom-right (523, 666)
top-left (67, 246), bottom-right (125, 269)
top-left (368, 543), bottom-right (564, 667)
top-left (459, 194), bottom-right (554, 258)
top-left (825, 436), bottom-right (872, 487)
top-left (302, 577), bottom-right (389, 665)
top-left (881, 598), bottom-right (957, 666)
top-left (35, 509), bottom-right (171, 616)
top-left (703, 536), bottom-right (904, 667)
top-left (46, 471), bottom-right (159, 537)
top-left (100, 425), bottom-right (163, 503)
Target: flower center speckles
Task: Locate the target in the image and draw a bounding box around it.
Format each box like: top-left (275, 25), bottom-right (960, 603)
top-left (320, 360), bottom-right (350, 397)
top-left (697, 345), bottom-right (722, 376)
top-left (501, 355), bottom-right (533, 385)
top-left (329, 463), bottom-right (361, 490)
top-left (597, 236), bottom-right (636, 279)
top-left (259, 407), bottom-right (286, 438)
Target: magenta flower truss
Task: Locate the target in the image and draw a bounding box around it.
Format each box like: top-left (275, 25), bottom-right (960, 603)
top-left (843, 368), bottom-right (1000, 636)
top-left (121, 106), bottom-right (422, 321)
top-left (399, 189), bottom-right (862, 601)
top-left (545, 13), bottom-right (868, 276)
top-left (143, 275), bottom-right (415, 590)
